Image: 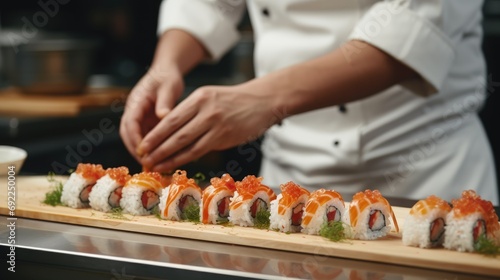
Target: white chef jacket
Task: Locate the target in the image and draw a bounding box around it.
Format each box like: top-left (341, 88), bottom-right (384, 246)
top-left (158, 0), bottom-right (499, 205)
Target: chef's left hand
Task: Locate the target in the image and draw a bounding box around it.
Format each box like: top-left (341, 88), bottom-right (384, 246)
top-left (137, 84), bottom-right (281, 172)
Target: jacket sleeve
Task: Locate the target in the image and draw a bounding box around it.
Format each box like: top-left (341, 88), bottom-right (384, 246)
top-left (157, 0), bottom-right (246, 61)
top-left (348, 0), bottom-right (474, 96)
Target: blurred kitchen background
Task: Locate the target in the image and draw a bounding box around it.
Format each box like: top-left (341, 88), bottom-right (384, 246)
top-left (0, 0), bottom-right (499, 190)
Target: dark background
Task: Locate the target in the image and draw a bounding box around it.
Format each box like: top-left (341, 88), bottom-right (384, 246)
top-left (0, 1), bottom-right (499, 200)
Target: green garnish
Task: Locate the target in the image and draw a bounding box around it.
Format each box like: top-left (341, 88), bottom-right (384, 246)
top-left (474, 234), bottom-right (500, 256)
top-left (181, 204), bottom-right (200, 222)
top-left (218, 221), bottom-right (234, 227)
top-left (254, 209), bottom-right (271, 229)
top-left (151, 205), bottom-right (162, 220)
top-left (216, 217), bottom-right (229, 224)
top-left (319, 221), bottom-right (349, 242)
top-left (193, 172), bottom-right (206, 185)
top-left (43, 172), bottom-right (64, 206)
top-left (106, 207), bottom-right (130, 221)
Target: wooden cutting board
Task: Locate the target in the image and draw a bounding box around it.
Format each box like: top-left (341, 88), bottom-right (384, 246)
top-left (1, 176), bottom-right (499, 277)
top-left (0, 87), bottom-right (128, 117)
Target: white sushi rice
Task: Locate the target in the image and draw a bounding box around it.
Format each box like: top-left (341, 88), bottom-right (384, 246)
top-left (229, 190), bottom-right (272, 227)
top-left (120, 185), bottom-right (151, 216)
top-left (301, 200), bottom-right (345, 235)
top-left (159, 184), bottom-right (201, 221)
top-left (61, 173), bottom-right (95, 208)
top-left (402, 209), bottom-right (448, 248)
top-left (344, 202), bottom-right (391, 240)
top-left (200, 186), bottom-right (233, 224)
top-left (88, 174), bottom-right (121, 212)
top-left (270, 193), bottom-right (309, 233)
top-left (443, 212), bottom-right (483, 252)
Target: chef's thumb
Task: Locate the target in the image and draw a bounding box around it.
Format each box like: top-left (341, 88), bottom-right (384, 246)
top-left (155, 79), bottom-right (182, 119)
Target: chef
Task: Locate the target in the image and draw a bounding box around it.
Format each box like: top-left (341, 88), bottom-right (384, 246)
top-left (120, 0), bottom-right (499, 205)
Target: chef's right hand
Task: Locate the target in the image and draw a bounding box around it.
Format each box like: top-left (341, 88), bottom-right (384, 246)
top-left (120, 67), bottom-right (184, 161)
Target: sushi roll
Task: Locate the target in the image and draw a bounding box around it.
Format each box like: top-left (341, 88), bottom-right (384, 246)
top-left (443, 190), bottom-right (500, 252)
top-left (301, 189), bottom-right (345, 235)
top-left (200, 173), bottom-right (236, 224)
top-left (402, 195), bottom-right (451, 248)
top-left (120, 172), bottom-right (166, 215)
top-left (61, 163), bottom-right (106, 208)
top-left (347, 189), bottom-right (399, 240)
top-left (88, 166), bottom-right (131, 212)
top-left (229, 175), bottom-right (277, 227)
top-left (160, 170), bottom-right (202, 221)
top-left (270, 181), bottom-right (310, 233)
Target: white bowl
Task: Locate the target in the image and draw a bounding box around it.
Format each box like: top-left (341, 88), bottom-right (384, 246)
top-left (0, 146), bottom-right (27, 176)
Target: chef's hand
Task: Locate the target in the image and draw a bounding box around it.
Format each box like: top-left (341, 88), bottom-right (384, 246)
top-left (120, 67), bottom-right (184, 161)
top-left (137, 83), bottom-right (281, 172)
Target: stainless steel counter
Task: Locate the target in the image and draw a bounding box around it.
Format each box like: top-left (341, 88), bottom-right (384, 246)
top-left (0, 217), bottom-right (497, 280)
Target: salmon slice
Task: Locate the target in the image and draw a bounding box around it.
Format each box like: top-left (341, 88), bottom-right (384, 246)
top-left (201, 174), bottom-right (236, 223)
top-left (302, 189), bottom-right (344, 226)
top-left (409, 195), bottom-right (451, 216)
top-left (277, 182), bottom-right (310, 216)
top-left (163, 170), bottom-right (202, 218)
top-left (349, 189), bottom-right (399, 232)
top-left (124, 172), bottom-right (165, 210)
top-left (229, 175), bottom-right (276, 212)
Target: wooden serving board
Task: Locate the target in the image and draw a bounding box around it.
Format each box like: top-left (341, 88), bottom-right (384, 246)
top-left (1, 176), bottom-right (499, 277)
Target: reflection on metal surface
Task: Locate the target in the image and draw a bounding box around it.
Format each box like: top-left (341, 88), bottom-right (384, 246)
top-left (231, 255), bottom-right (268, 273)
top-left (0, 217), bottom-right (497, 280)
top-left (303, 260), bottom-right (343, 280)
top-left (273, 260), bottom-right (309, 278)
top-left (163, 246), bottom-right (200, 265)
top-left (201, 252), bottom-right (235, 270)
top-left (347, 269), bottom-right (385, 280)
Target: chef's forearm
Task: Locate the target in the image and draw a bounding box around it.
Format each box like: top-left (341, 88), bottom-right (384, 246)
top-left (242, 40), bottom-right (418, 117)
top-left (151, 29), bottom-right (209, 75)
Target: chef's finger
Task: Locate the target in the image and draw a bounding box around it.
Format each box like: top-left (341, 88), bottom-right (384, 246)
top-left (150, 134), bottom-right (210, 172)
top-left (141, 114), bottom-right (210, 168)
top-left (138, 87), bottom-right (205, 156)
top-left (155, 78), bottom-right (183, 119)
top-left (121, 85), bottom-right (157, 158)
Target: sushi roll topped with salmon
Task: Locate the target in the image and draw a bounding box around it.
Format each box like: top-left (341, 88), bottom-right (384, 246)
top-left (120, 172), bottom-right (166, 215)
top-left (444, 190), bottom-right (500, 252)
top-left (229, 175), bottom-right (276, 227)
top-left (402, 195), bottom-right (452, 248)
top-left (301, 189), bottom-right (345, 235)
top-left (160, 170), bottom-right (202, 221)
top-left (89, 167), bottom-right (131, 212)
top-left (347, 189), bottom-right (398, 240)
top-left (61, 163), bottom-right (106, 208)
top-left (270, 181), bottom-right (310, 233)
top-left (200, 173), bottom-right (236, 224)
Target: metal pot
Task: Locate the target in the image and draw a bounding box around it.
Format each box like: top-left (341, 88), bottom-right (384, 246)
top-left (1, 31), bottom-right (98, 95)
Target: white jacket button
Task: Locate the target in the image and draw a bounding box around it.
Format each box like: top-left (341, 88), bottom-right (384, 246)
top-left (262, 8), bottom-right (270, 17)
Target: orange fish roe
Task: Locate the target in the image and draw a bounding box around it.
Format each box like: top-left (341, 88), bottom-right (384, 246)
top-left (230, 175), bottom-right (276, 211)
top-left (171, 170), bottom-right (199, 188)
top-left (235, 175), bottom-right (266, 195)
top-left (126, 172), bottom-right (164, 192)
top-left (105, 167), bottom-right (131, 186)
top-left (409, 195), bottom-right (451, 216)
top-left (210, 173), bottom-right (236, 191)
top-left (280, 181), bottom-right (310, 200)
top-left (451, 190), bottom-right (500, 235)
top-left (75, 163), bottom-right (105, 181)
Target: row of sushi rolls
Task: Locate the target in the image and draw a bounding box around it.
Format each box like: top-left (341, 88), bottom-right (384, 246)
top-left (58, 163), bottom-right (500, 253)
